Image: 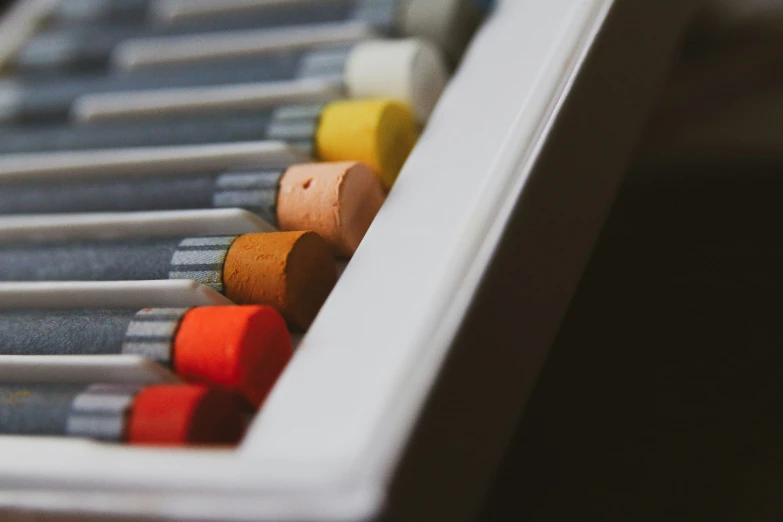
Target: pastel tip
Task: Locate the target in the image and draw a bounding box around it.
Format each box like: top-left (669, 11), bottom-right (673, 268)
top-left (173, 305), bottom-right (293, 407)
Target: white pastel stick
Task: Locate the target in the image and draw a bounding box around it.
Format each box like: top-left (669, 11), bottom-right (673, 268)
top-left (0, 280), bottom-right (232, 310)
top-left (0, 141), bottom-right (308, 183)
top-left (0, 0), bottom-right (58, 69)
top-left (78, 39), bottom-right (448, 123)
top-left (74, 78), bottom-right (342, 123)
top-left (344, 38), bottom-right (448, 122)
top-left (0, 209), bottom-right (275, 243)
top-left (0, 355), bottom-right (180, 385)
top-left (112, 21), bottom-right (380, 71)
top-left (150, 0), bottom-right (337, 23)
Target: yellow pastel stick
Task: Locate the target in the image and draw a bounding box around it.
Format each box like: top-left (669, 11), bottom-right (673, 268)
top-left (316, 99), bottom-right (420, 189)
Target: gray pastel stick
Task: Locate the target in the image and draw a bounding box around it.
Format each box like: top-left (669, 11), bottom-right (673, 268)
top-left (0, 383), bottom-right (140, 441)
top-left (0, 383), bottom-right (245, 444)
top-left (131, 0), bottom-right (484, 62)
top-left (0, 236), bottom-right (237, 293)
top-left (0, 307), bottom-right (188, 363)
top-left (0, 169), bottom-right (281, 224)
top-left (152, 0), bottom-right (395, 33)
top-left (0, 108), bottom-right (319, 155)
top-left (50, 0), bottom-right (355, 27)
top-left (16, 3), bottom-right (355, 76)
top-left (52, 0), bottom-right (152, 25)
top-left (0, 45), bottom-right (348, 124)
top-left (15, 25), bottom-right (146, 78)
top-left (53, 0), bottom-right (392, 32)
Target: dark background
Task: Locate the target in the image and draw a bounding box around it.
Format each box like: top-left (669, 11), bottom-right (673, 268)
top-left (477, 160), bottom-right (783, 520)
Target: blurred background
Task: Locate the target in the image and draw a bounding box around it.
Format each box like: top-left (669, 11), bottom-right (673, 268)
top-left (478, 1), bottom-right (783, 520)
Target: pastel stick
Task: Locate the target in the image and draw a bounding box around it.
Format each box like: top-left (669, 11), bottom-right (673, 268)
top-left (0, 383), bottom-right (245, 445)
top-left (3, 38), bottom-right (446, 125)
top-left (79, 39), bottom-right (447, 124)
top-left (0, 306), bottom-right (293, 406)
top-left (0, 49), bottom-right (335, 124)
top-left (0, 232), bottom-right (337, 330)
top-left (51, 0), bottom-right (355, 27)
top-left (0, 236), bottom-right (184, 282)
top-left (0, 162), bottom-right (386, 256)
top-left (0, 112), bottom-right (285, 155)
top-left (0, 100), bottom-right (419, 187)
top-left (52, 0), bottom-right (152, 25)
top-left (0, 171), bottom-right (274, 220)
top-left (143, 0), bottom-right (484, 61)
top-left (0, 383), bottom-right (80, 437)
top-left (0, 308), bottom-right (138, 356)
top-left (17, 3), bottom-right (355, 76)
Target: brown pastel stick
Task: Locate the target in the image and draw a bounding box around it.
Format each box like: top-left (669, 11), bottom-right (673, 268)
top-left (277, 161), bottom-right (386, 257)
top-left (223, 231), bottom-right (337, 330)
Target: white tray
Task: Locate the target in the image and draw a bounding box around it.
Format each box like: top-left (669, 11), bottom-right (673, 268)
top-left (0, 0), bottom-right (697, 520)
